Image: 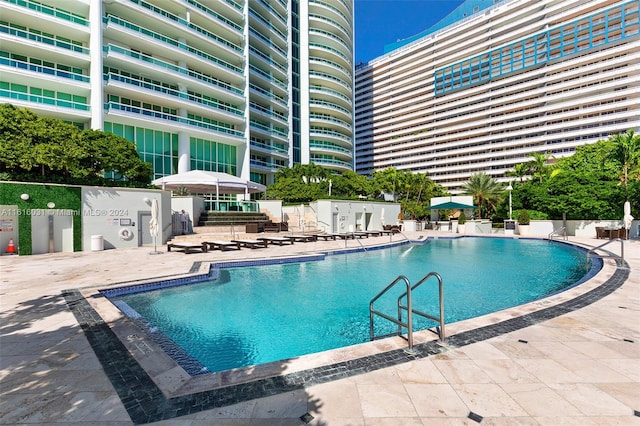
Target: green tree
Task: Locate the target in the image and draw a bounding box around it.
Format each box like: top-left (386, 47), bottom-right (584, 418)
top-left (511, 136), bottom-right (639, 220)
top-left (0, 104), bottom-right (151, 185)
top-left (505, 162), bottom-right (530, 182)
top-left (372, 167), bottom-right (399, 199)
top-left (461, 172), bottom-right (504, 219)
top-left (528, 152), bottom-right (554, 183)
top-left (267, 163), bottom-right (329, 202)
top-left (330, 170), bottom-right (372, 198)
top-left (609, 129), bottom-right (640, 192)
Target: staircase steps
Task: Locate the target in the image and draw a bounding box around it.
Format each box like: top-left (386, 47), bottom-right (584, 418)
top-left (198, 211), bottom-right (270, 227)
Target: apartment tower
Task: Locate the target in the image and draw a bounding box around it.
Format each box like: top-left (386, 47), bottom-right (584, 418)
top-left (355, 0), bottom-right (640, 193)
top-left (0, 0), bottom-right (355, 188)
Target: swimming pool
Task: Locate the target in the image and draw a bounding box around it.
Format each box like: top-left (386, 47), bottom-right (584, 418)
top-left (106, 237), bottom-right (594, 374)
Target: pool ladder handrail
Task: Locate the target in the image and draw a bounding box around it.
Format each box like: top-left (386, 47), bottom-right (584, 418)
top-left (586, 237), bottom-right (625, 265)
top-left (369, 272), bottom-right (445, 354)
top-left (548, 226), bottom-right (567, 241)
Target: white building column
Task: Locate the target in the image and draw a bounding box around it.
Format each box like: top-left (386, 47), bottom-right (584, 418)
top-left (177, 130), bottom-right (190, 174)
top-left (177, 77), bottom-right (190, 173)
top-left (89, 0), bottom-right (104, 129)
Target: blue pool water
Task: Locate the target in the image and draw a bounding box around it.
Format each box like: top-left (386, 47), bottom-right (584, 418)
top-left (111, 238), bottom-right (592, 373)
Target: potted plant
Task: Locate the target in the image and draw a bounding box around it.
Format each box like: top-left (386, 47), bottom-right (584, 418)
top-left (457, 211), bottom-right (467, 234)
top-left (516, 209), bottom-right (530, 236)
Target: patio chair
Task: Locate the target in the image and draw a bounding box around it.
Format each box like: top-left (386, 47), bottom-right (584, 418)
top-left (595, 227), bottom-right (607, 239)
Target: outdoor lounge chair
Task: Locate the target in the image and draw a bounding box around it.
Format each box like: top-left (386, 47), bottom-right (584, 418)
top-left (285, 234), bottom-right (317, 242)
top-left (230, 239), bottom-right (268, 249)
top-left (336, 232), bottom-right (355, 240)
top-left (204, 240), bottom-right (241, 251)
top-left (257, 236), bottom-right (294, 246)
top-left (316, 233), bottom-right (339, 240)
top-left (595, 227), bottom-right (607, 239)
top-left (167, 242), bottom-right (207, 254)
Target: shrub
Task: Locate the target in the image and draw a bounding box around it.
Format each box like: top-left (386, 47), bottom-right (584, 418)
top-left (457, 211), bottom-right (467, 224)
top-left (516, 209), bottom-right (531, 225)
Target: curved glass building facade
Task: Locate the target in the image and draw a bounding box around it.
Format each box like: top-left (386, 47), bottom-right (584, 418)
top-left (0, 0), bottom-right (355, 186)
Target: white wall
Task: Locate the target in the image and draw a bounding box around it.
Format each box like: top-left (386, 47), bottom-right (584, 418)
top-left (309, 200), bottom-right (401, 233)
top-left (170, 196), bottom-right (205, 228)
top-left (81, 187), bottom-right (171, 250)
top-left (527, 220), bottom-right (639, 239)
top-left (258, 200), bottom-right (283, 222)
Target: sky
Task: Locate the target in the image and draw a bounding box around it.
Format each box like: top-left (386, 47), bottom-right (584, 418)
top-left (354, 0), bottom-right (465, 63)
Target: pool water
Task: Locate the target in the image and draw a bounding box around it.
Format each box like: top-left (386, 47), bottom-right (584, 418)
top-left (113, 238), bottom-right (591, 373)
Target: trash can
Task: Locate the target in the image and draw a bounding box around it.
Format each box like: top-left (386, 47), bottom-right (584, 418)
top-left (91, 235), bottom-right (104, 251)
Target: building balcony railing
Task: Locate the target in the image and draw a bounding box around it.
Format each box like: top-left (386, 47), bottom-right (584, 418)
top-left (250, 140), bottom-right (288, 155)
top-left (310, 155), bottom-right (352, 169)
top-left (249, 64), bottom-right (288, 91)
top-left (310, 84), bottom-right (352, 104)
top-left (0, 23), bottom-right (88, 54)
top-left (310, 28), bottom-right (351, 52)
top-left (250, 158), bottom-right (285, 171)
top-left (309, 42), bottom-right (351, 65)
top-left (254, 0), bottom-right (287, 26)
top-left (310, 127), bottom-right (352, 143)
top-left (104, 73), bottom-right (243, 117)
top-left (310, 56), bottom-right (351, 78)
top-left (249, 120), bottom-right (287, 138)
top-left (4, 0), bottom-right (88, 26)
top-left (126, 0), bottom-right (242, 48)
top-left (249, 45), bottom-right (287, 73)
top-left (249, 83), bottom-right (287, 108)
top-left (310, 113), bottom-right (352, 130)
top-left (309, 0), bottom-right (351, 28)
top-left (104, 15), bottom-right (242, 72)
top-left (310, 141), bottom-right (352, 156)
top-left (1, 56), bottom-right (89, 82)
top-left (104, 44), bottom-right (243, 96)
top-left (105, 102), bottom-right (243, 137)
top-left (185, 0), bottom-right (242, 31)
top-left (310, 99), bottom-right (351, 116)
top-left (309, 13), bottom-right (351, 41)
top-left (309, 71), bottom-right (351, 91)
top-left (1, 89), bottom-right (89, 110)
top-left (249, 101), bottom-right (287, 122)
top-left (248, 7), bottom-right (287, 40)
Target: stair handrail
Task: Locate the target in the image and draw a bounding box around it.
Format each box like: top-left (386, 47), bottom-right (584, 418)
top-left (586, 237), bottom-right (624, 265)
top-left (548, 226), bottom-right (567, 241)
top-left (398, 272), bottom-right (445, 342)
top-left (369, 275), bottom-right (414, 350)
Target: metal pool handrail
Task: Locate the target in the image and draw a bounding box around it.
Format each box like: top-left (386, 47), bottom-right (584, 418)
top-left (369, 272), bottom-right (445, 354)
top-left (548, 226), bottom-right (567, 241)
top-left (586, 238), bottom-right (624, 265)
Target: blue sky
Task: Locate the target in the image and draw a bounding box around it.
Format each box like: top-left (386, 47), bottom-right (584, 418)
top-left (355, 0), bottom-right (465, 63)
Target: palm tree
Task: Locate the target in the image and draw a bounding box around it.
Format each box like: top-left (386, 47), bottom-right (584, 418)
top-left (505, 162), bottom-right (530, 182)
top-left (609, 129), bottom-right (640, 193)
top-left (461, 172), bottom-right (504, 219)
top-left (528, 152), bottom-right (553, 183)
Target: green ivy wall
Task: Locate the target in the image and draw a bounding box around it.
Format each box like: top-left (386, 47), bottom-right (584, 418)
top-left (0, 182), bottom-right (82, 255)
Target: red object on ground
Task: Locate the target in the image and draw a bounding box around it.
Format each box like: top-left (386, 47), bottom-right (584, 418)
top-left (6, 238), bottom-right (16, 254)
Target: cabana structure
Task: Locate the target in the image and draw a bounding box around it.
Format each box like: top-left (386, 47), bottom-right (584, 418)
top-left (152, 170), bottom-right (266, 210)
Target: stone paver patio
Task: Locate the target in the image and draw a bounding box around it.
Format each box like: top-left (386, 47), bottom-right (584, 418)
top-left (1, 231), bottom-right (638, 425)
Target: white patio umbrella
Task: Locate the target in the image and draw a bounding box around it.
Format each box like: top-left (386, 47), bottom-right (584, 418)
top-left (149, 198), bottom-right (162, 254)
top-left (623, 200), bottom-right (634, 237)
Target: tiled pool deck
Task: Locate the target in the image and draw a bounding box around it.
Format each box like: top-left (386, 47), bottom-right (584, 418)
top-left (1, 232), bottom-right (638, 425)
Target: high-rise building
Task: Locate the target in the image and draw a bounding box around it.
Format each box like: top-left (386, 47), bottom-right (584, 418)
top-left (0, 0), bottom-right (354, 187)
top-left (355, 0), bottom-right (640, 193)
